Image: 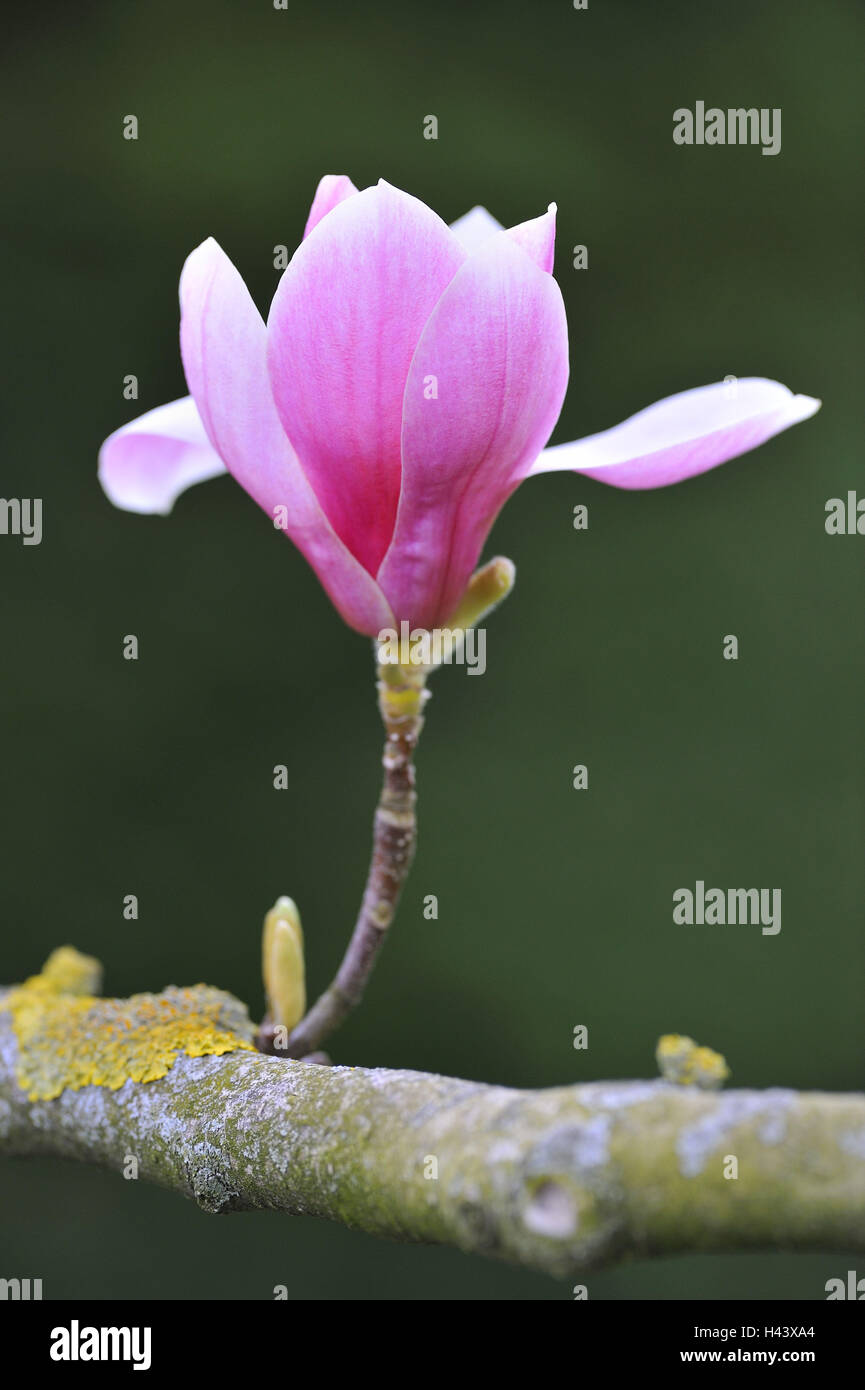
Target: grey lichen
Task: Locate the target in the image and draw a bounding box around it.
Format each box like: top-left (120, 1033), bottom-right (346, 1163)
top-left (676, 1089), bottom-right (796, 1177)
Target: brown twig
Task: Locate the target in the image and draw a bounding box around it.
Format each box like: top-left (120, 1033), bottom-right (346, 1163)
top-left (275, 659), bottom-right (428, 1059)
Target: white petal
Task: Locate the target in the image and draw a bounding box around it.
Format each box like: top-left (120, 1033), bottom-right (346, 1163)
top-left (533, 379), bottom-right (821, 489)
top-left (98, 396), bottom-right (226, 514)
top-left (449, 205), bottom-right (504, 252)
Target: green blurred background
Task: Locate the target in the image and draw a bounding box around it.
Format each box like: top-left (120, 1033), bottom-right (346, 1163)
top-left (1, 0), bottom-right (862, 1300)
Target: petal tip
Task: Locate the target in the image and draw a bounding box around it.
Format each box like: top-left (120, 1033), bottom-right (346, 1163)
top-left (179, 236), bottom-right (224, 296)
top-left (184, 234), bottom-right (220, 264)
top-left (303, 175), bottom-right (361, 238)
top-left (794, 393), bottom-right (821, 419)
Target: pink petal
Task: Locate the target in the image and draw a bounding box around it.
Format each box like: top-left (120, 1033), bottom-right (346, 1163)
top-left (98, 396), bottom-right (226, 515)
top-left (533, 378), bottom-right (821, 488)
top-left (378, 233), bottom-right (569, 629)
top-left (303, 174), bottom-right (360, 239)
top-left (450, 203), bottom-right (557, 273)
top-left (179, 237), bottom-right (394, 635)
top-left (266, 181), bottom-right (466, 576)
top-left (505, 203), bottom-right (557, 274)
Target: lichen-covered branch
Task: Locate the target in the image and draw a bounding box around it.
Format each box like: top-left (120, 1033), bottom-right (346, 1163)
top-left (1, 975), bottom-right (863, 1279)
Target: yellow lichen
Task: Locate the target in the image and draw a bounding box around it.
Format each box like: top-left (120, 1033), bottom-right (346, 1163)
top-left (1, 947), bottom-right (255, 1101)
top-left (656, 1033), bottom-right (730, 1089)
top-left (38, 945), bottom-right (103, 995)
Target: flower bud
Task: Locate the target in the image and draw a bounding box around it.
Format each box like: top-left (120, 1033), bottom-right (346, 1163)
top-left (262, 897), bottom-right (306, 1030)
top-left (448, 556), bottom-right (516, 632)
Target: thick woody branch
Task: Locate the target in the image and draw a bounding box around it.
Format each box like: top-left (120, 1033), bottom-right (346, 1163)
top-left (1, 997), bottom-right (862, 1279)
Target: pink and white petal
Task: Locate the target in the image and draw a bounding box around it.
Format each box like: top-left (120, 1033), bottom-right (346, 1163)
top-left (180, 237), bottom-right (292, 505)
top-left (266, 181), bottom-right (466, 576)
top-left (98, 396), bottom-right (226, 515)
top-left (179, 237), bottom-right (394, 635)
top-left (378, 234), bottom-right (569, 630)
top-left (505, 203), bottom-right (557, 274)
top-left (533, 378), bottom-right (821, 489)
top-left (450, 204), bottom-right (557, 272)
top-left (303, 174), bottom-right (360, 239)
top-left (449, 205), bottom-right (504, 251)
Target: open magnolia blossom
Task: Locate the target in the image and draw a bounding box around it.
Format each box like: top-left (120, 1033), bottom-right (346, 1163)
top-left (99, 174), bottom-right (820, 635)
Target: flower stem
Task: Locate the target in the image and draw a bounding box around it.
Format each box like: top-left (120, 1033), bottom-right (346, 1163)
top-left (281, 659), bottom-right (428, 1059)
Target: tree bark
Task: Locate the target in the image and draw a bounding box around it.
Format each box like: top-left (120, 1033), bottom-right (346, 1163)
top-left (1, 988), bottom-right (863, 1279)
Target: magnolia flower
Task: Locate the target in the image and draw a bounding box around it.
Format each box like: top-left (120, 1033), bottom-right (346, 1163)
top-left (99, 174), bottom-right (819, 635)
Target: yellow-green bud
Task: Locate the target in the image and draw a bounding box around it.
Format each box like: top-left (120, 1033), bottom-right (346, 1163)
top-left (262, 897), bottom-right (306, 1030)
top-left (448, 556), bottom-right (516, 631)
